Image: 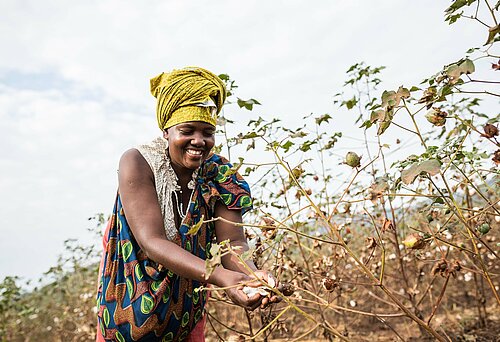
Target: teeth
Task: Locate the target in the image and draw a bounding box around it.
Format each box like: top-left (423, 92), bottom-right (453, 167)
top-left (186, 149), bottom-right (202, 156)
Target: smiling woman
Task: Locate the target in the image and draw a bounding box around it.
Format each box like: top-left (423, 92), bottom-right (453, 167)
top-left (95, 67), bottom-right (278, 342)
top-left (164, 122), bottom-right (216, 174)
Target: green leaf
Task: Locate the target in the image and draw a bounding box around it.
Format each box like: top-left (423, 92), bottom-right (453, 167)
top-left (299, 140), bottom-right (317, 152)
top-left (433, 197), bottom-right (445, 205)
top-left (186, 215), bottom-right (204, 235)
top-left (281, 140), bottom-right (294, 153)
top-left (378, 120), bottom-right (392, 135)
top-left (446, 12), bottom-right (462, 24)
top-left (360, 119), bottom-right (373, 129)
top-left (342, 96), bottom-right (358, 110)
top-left (237, 98), bottom-right (261, 111)
top-left (322, 132), bottom-right (342, 150)
top-left (241, 132), bottom-right (260, 139)
top-left (401, 160), bottom-right (441, 185)
top-left (315, 114), bottom-right (332, 125)
top-left (445, 0), bottom-right (474, 14)
top-left (218, 74), bottom-right (230, 81)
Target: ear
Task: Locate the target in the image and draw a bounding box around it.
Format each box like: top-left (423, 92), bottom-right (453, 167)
top-left (163, 129), bottom-right (169, 139)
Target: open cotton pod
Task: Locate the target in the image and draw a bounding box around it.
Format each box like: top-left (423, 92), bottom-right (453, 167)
top-left (242, 274), bottom-right (276, 298)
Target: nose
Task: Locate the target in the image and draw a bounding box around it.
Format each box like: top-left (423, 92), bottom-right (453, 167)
top-left (190, 132), bottom-right (205, 147)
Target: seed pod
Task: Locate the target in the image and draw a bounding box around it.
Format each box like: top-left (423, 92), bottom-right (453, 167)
top-left (425, 108), bottom-right (447, 126)
top-left (365, 237), bottom-right (378, 249)
top-left (482, 124), bottom-right (499, 138)
top-left (493, 150), bottom-right (500, 165)
top-left (402, 233), bottom-right (426, 249)
top-left (322, 277), bottom-right (337, 292)
top-left (477, 223), bottom-right (490, 235)
top-left (431, 259), bottom-right (448, 276)
top-left (291, 166), bottom-right (304, 179)
top-left (345, 152), bottom-right (361, 168)
top-left (279, 282), bottom-right (295, 296)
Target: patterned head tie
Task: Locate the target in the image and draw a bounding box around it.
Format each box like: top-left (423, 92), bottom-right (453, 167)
top-left (150, 66), bottom-right (227, 130)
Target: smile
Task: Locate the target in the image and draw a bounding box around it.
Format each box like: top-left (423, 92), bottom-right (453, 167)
top-left (186, 149), bottom-right (203, 156)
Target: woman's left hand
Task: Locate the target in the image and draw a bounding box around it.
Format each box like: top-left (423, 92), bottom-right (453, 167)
top-left (252, 270), bottom-right (281, 309)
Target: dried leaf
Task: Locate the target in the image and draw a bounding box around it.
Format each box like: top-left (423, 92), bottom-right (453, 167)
top-left (401, 160), bottom-right (441, 185)
top-left (205, 243), bottom-right (222, 280)
top-left (382, 218), bottom-right (394, 232)
top-left (186, 215), bottom-right (204, 235)
top-left (486, 24), bottom-right (500, 45)
top-left (368, 177), bottom-right (389, 203)
top-left (365, 237), bottom-right (378, 249)
top-left (458, 58), bottom-right (475, 74)
top-left (402, 233), bottom-right (426, 249)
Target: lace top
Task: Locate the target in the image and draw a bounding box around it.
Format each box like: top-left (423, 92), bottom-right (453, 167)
top-left (136, 137), bottom-right (197, 241)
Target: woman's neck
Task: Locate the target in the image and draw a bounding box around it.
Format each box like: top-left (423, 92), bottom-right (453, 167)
top-left (171, 165), bottom-right (194, 190)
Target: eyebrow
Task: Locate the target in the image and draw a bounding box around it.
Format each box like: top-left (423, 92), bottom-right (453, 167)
top-left (178, 124), bottom-right (215, 132)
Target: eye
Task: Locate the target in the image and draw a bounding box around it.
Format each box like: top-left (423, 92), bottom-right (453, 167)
top-left (179, 130), bottom-right (193, 135)
top-left (204, 130), bottom-right (215, 137)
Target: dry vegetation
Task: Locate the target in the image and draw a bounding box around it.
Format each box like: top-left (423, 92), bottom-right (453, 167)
top-left (1, 1), bottom-right (499, 341)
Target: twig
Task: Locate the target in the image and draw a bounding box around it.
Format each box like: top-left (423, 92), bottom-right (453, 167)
top-left (427, 275), bottom-right (450, 325)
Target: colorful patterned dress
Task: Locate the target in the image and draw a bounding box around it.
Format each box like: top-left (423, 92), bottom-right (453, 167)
top-left (96, 147), bottom-right (253, 341)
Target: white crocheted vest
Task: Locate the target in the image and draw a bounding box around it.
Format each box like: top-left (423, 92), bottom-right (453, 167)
top-left (136, 137), bottom-right (197, 241)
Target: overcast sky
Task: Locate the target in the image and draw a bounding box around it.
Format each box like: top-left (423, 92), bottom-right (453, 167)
top-left (0, 0), bottom-right (486, 284)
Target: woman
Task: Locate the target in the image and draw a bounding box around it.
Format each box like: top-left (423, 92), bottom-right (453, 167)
top-left (96, 67), bottom-right (277, 341)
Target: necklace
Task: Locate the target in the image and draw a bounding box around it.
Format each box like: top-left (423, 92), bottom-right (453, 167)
top-left (173, 186), bottom-right (195, 221)
top-left (136, 137), bottom-right (200, 240)
top-left (165, 149), bottom-right (198, 223)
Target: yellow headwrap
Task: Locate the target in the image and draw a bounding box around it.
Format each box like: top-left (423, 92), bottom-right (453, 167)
top-left (150, 67), bottom-right (227, 130)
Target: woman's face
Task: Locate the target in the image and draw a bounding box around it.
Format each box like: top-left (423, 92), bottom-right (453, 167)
top-left (164, 121), bottom-right (216, 174)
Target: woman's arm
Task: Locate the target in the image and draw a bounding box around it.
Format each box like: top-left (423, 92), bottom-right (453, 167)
top-left (118, 149), bottom-right (260, 309)
top-left (214, 202), bottom-right (258, 274)
top-left (214, 202), bottom-right (280, 308)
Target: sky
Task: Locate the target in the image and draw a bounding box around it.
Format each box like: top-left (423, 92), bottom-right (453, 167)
top-left (0, 0), bottom-right (488, 285)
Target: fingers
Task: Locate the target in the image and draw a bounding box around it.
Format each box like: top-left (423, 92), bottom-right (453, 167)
top-left (228, 287), bottom-right (261, 310)
top-left (260, 296), bottom-right (269, 309)
top-left (270, 294), bottom-right (281, 303)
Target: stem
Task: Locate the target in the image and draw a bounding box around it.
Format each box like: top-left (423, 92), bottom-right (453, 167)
top-left (484, 0), bottom-right (498, 25)
top-left (271, 149), bottom-right (447, 341)
top-left (251, 306), bottom-right (290, 340)
top-left (426, 275), bottom-right (450, 325)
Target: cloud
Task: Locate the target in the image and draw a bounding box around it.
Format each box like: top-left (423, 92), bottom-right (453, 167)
top-left (0, 0), bottom-right (488, 283)
top-left (0, 77), bottom-right (156, 281)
